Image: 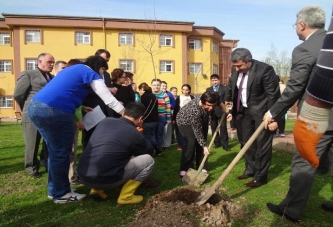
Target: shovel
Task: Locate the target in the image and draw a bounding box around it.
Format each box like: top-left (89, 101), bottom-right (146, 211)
top-left (182, 114), bottom-right (225, 187)
top-left (195, 121), bottom-right (265, 205)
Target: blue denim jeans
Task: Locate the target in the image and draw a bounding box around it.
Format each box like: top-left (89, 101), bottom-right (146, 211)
top-left (28, 100), bottom-right (73, 199)
top-left (143, 122), bottom-right (158, 149)
top-left (156, 118), bottom-right (167, 147)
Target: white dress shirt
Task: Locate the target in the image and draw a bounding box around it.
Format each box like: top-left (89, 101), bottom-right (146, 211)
top-left (237, 72), bottom-right (248, 108)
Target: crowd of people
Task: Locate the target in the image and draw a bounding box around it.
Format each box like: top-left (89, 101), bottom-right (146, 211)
top-left (11, 4), bottom-right (333, 224)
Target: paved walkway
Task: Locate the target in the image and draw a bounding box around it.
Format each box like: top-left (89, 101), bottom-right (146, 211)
top-left (228, 128), bottom-right (296, 154)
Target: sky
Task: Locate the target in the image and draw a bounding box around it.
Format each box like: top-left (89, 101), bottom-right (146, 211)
top-left (0, 0), bottom-right (331, 60)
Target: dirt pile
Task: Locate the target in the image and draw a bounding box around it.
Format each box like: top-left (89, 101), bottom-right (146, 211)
top-left (128, 187), bottom-right (245, 227)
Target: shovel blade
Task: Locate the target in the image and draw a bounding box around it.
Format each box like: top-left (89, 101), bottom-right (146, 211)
top-left (195, 185), bottom-right (216, 206)
top-left (182, 168), bottom-right (209, 187)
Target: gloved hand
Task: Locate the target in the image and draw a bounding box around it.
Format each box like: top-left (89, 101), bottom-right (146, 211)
top-left (293, 101), bottom-right (330, 168)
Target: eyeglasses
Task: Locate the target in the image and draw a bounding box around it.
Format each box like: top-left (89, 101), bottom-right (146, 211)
top-left (292, 22), bottom-right (301, 29)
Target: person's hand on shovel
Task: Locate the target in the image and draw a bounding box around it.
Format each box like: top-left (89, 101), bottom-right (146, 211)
top-left (203, 146), bottom-right (210, 155)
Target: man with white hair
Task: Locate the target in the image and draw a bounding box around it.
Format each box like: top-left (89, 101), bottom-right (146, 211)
top-left (14, 53), bottom-right (55, 178)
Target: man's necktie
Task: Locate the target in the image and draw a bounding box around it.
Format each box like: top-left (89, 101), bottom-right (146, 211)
top-left (213, 86), bottom-right (218, 92)
top-left (237, 74), bottom-right (246, 112)
top-left (45, 74), bottom-right (51, 82)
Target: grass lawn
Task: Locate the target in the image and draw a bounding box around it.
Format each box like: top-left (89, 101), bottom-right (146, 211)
top-left (1, 120), bottom-right (333, 226)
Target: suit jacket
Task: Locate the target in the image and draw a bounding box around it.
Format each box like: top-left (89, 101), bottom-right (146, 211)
top-left (206, 84), bottom-right (227, 117)
top-left (13, 69), bottom-right (53, 122)
top-left (270, 29), bottom-right (326, 119)
top-left (226, 59), bottom-right (280, 122)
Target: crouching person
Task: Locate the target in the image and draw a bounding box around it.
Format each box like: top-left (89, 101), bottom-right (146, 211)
top-left (77, 102), bottom-right (154, 204)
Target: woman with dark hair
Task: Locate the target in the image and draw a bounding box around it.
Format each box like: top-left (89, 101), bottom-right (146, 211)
top-left (28, 55), bottom-right (124, 204)
top-left (138, 82), bottom-right (160, 156)
top-left (111, 68), bottom-right (135, 118)
top-left (172, 84), bottom-right (195, 150)
top-left (176, 91), bottom-right (218, 177)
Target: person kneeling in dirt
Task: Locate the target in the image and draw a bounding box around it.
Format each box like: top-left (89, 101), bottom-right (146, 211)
top-left (77, 102), bottom-right (154, 204)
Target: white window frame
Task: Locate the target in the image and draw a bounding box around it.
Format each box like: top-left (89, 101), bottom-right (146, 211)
top-left (160, 35), bottom-right (173, 46)
top-left (189, 63), bottom-right (202, 74)
top-left (160, 61), bottom-right (173, 72)
top-left (25, 30), bottom-right (41, 43)
top-left (189, 39), bottom-right (201, 50)
top-left (212, 41), bottom-right (218, 53)
top-left (119, 33), bottom-right (133, 45)
top-left (0, 33), bottom-right (10, 45)
top-left (119, 60), bottom-right (134, 72)
top-left (213, 64), bottom-right (218, 74)
top-left (0, 96), bottom-right (13, 108)
top-left (75, 31), bottom-right (91, 44)
top-left (0, 60), bottom-right (12, 72)
top-left (26, 59), bottom-right (38, 70)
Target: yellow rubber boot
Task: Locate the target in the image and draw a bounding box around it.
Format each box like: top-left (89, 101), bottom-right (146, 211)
top-left (117, 179), bottom-right (143, 205)
top-left (90, 188), bottom-right (108, 201)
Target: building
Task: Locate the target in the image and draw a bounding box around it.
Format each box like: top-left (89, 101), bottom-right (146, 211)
top-left (0, 13), bottom-right (238, 117)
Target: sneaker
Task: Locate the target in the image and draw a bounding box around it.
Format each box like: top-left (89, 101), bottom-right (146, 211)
top-left (48, 188), bottom-right (77, 200)
top-left (202, 169), bottom-right (208, 174)
top-left (177, 147), bottom-right (182, 151)
top-left (279, 133), bottom-right (286, 137)
top-left (53, 192), bottom-right (86, 204)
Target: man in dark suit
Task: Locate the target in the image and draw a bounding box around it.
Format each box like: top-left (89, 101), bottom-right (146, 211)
top-left (206, 74), bottom-right (230, 151)
top-left (14, 53), bottom-right (55, 178)
top-left (264, 6), bottom-right (327, 223)
top-left (226, 48), bottom-right (280, 188)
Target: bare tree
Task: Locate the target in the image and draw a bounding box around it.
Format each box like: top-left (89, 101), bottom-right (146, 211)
top-left (187, 52), bottom-right (211, 94)
top-left (262, 43), bottom-right (291, 77)
top-left (131, 10), bottom-right (173, 80)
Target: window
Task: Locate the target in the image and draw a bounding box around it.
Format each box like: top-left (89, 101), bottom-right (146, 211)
top-left (189, 63), bottom-right (202, 74)
top-left (189, 39), bottom-right (201, 50)
top-left (160, 61), bottom-right (173, 72)
top-left (26, 59), bottom-right (38, 70)
top-left (0, 96), bottom-right (13, 108)
top-left (212, 41), bottom-right (218, 53)
top-left (119, 33), bottom-right (133, 45)
top-left (25, 30), bottom-right (41, 43)
top-left (160, 35), bottom-right (173, 46)
top-left (119, 60), bottom-right (134, 72)
top-left (0, 60), bottom-right (12, 72)
top-left (75, 31), bottom-right (91, 44)
top-left (213, 64), bottom-right (218, 74)
top-left (0, 33), bottom-right (10, 45)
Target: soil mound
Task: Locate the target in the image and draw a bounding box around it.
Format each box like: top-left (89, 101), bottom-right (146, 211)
top-left (128, 187), bottom-right (245, 227)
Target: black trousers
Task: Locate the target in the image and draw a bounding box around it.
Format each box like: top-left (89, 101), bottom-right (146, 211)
top-left (235, 108), bottom-right (273, 182)
top-left (211, 114), bottom-right (229, 147)
top-left (178, 125), bottom-right (206, 171)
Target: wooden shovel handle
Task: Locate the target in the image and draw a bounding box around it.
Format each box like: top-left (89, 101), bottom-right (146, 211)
top-left (197, 113), bottom-right (226, 172)
top-left (211, 121), bottom-right (265, 190)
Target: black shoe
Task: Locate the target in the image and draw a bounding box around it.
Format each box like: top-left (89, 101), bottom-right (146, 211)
top-left (322, 203), bottom-right (333, 212)
top-left (152, 144), bottom-right (162, 156)
top-left (266, 203), bottom-right (300, 223)
top-left (71, 179), bottom-right (83, 185)
top-left (214, 144), bottom-right (222, 148)
top-left (266, 203), bottom-right (283, 216)
top-left (222, 146), bottom-right (231, 151)
top-left (31, 172), bottom-right (41, 178)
